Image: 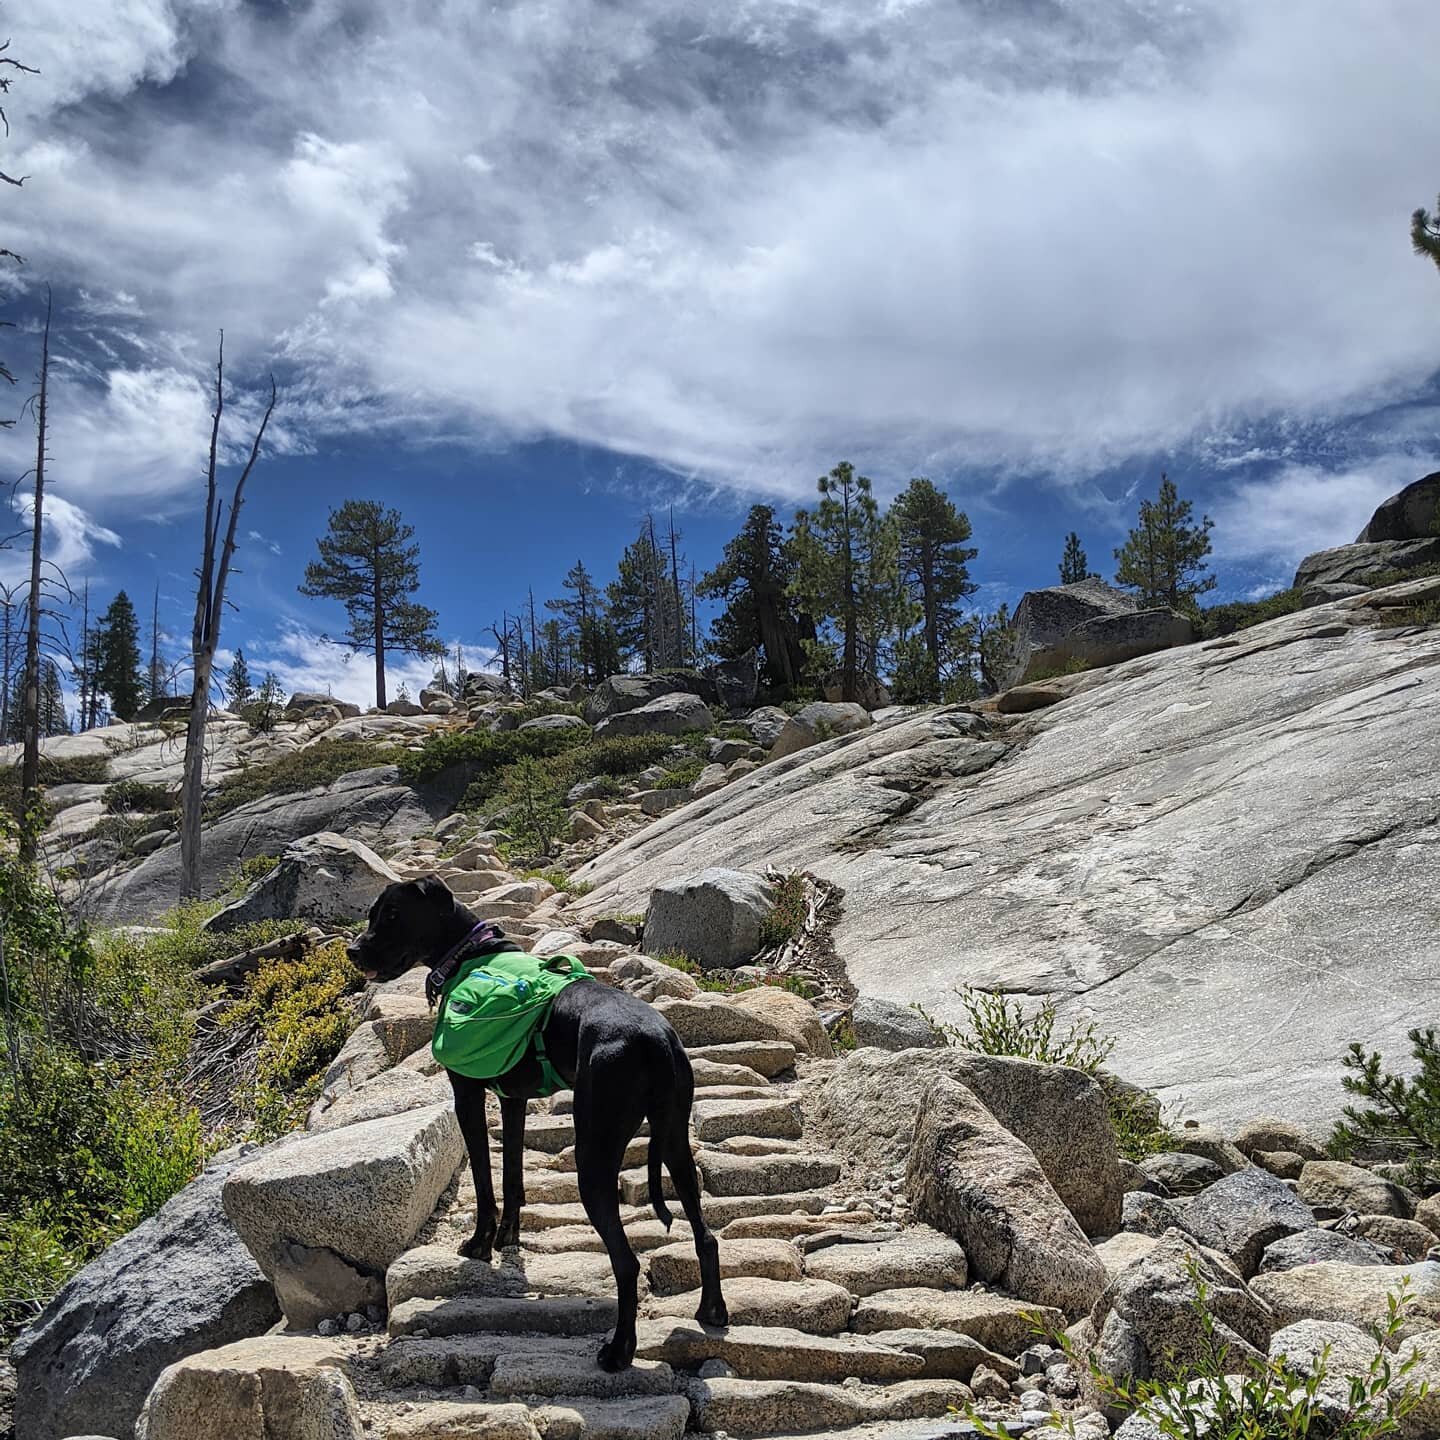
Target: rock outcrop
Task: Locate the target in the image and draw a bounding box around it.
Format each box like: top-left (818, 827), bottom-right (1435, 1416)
top-left (1356, 470), bottom-right (1440, 543)
top-left (643, 868), bottom-right (776, 970)
top-left (1293, 536), bottom-right (1440, 588)
top-left (575, 587), bottom-right (1440, 1126)
top-left (11, 1151), bottom-right (280, 1440)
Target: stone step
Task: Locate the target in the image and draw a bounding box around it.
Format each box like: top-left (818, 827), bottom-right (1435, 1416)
top-left (646, 1237), bottom-right (804, 1294)
top-left (618, 1167), bottom-right (678, 1206)
top-left (374, 1399), bottom-right (538, 1440)
top-left (684, 1376), bottom-right (972, 1437)
top-left (634, 1319), bottom-right (928, 1383)
top-left (802, 1229), bottom-right (969, 1298)
top-left (390, 1293), bottom-right (618, 1339)
top-left (691, 1097), bottom-right (803, 1144)
top-left (645, 1276), bottom-right (853, 1335)
top-left (710, 1136), bottom-right (802, 1157)
top-left (489, 1351), bottom-right (677, 1400)
top-left (523, 1220), bottom-right (693, 1256)
top-left (553, 1137), bottom-right (650, 1172)
top-left (516, 1188), bottom-right (833, 1233)
top-left (861, 1327), bottom-right (1021, 1383)
top-left (387, 1246), bottom-right (625, 1309)
top-left (691, 1057), bottom-right (771, 1088)
top-left (551, 1084), bottom-right (773, 1114)
top-left (697, 1150), bottom-right (842, 1197)
top-left (687, 1040), bottom-right (797, 1077)
top-left (722, 1211), bottom-right (877, 1240)
top-left (535, 1395), bottom-right (690, 1440)
top-left (850, 1289), bottom-right (1063, 1358)
top-left (520, 1202), bottom-right (653, 1231)
top-left (379, 1332), bottom-right (595, 1388)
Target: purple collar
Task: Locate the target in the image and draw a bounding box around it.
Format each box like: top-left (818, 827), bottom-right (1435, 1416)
top-left (426, 921), bottom-right (506, 1007)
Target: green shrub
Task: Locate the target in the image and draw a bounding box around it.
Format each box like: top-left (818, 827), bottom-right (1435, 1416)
top-left (523, 869), bottom-right (593, 897)
top-left (205, 739), bottom-right (404, 820)
top-left (1365, 560), bottom-right (1440, 589)
top-left (1024, 656), bottom-right (1095, 683)
top-left (1105, 1080), bottom-right (1180, 1162)
top-left (658, 757), bottom-right (706, 789)
top-left (918, 986), bottom-right (1116, 1074)
top-left (102, 779), bottom-right (177, 813)
top-left (758, 873), bottom-right (808, 950)
top-left (217, 940), bottom-right (363, 1140)
top-left (1197, 587), bottom-right (1305, 640)
top-left (1330, 1028), bottom-right (1440, 1187)
top-left (397, 726), bottom-right (585, 786)
top-left (830, 1015), bottom-right (857, 1052)
top-left (228, 853), bottom-right (280, 896)
top-left (1375, 597), bottom-right (1440, 629)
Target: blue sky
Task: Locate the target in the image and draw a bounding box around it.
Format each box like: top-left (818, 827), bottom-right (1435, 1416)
top-left (0, 1), bottom-right (1437, 706)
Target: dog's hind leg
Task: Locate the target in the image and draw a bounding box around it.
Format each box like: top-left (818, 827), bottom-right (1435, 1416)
top-left (496, 1094), bottom-right (528, 1251)
top-left (450, 1072), bottom-right (498, 1261)
top-left (574, 1050), bottom-right (647, 1372)
top-left (661, 1048), bottom-right (728, 1329)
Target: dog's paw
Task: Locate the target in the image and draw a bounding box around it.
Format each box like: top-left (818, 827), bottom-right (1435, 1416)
top-left (597, 1335), bottom-right (635, 1373)
top-left (696, 1298), bottom-right (729, 1329)
top-left (458, 1231), bottom-right (495, 1262)
top-left (495, 1218), bottom-right (521, 1251)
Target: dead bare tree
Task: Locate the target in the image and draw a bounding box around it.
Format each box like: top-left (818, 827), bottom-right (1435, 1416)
top-left (179, 336), bottom-right (277, 899)
top-left (17, 292), bottom-right (50, 860)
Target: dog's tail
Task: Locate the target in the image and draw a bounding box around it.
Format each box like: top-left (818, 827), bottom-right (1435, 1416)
top-left (643, 1036), bottom-right (680, 1231)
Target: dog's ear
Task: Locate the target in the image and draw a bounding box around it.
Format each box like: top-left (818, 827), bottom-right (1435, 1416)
top-left (414, 873), bottom-right (453, 906)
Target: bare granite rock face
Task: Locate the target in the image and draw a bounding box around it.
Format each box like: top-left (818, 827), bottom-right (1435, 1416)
top-left (575, 590), bottom-right (1440, 1127)
top-left (1293, 536), bottom-right (1440, 588)
top-left (1355, 470), bottom-right (1440, 543)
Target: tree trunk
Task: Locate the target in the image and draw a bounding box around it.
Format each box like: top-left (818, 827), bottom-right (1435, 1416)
top-left (373, 571), bottom-right (387, 709)
top-left (18, 295), bottom-right (51, 862)
top-left (178, 651), bottom-right (211, 895)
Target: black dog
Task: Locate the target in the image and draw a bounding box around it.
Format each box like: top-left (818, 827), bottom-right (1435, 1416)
top-left (347, 874), bottom-right (728, 1370)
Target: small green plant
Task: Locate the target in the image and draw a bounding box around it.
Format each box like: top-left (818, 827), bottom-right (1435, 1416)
top-left (1364, 560), bottom-right (1440, 589)
top-left (1105, 1081), bottom-right (1180, 1162)
top-left (919, 986), bottom-right (1115, 1074)
top-left (1198, 587), bottom-right (1306, 640)
top-left (657, 756), bottom-right (706, 789)
top-left (1331, 1028), bottom-right (1440, 1187)
top-left (1374, 597), bottom-right (1440, 629)
top-left (1025, 656), bottom-right (1095, 683)
top-left (758, 872), bottom-right (808, 950)
top-left (102, 779), bottom-right (178, 813)
top-left (230, 853), bottom-right (281, 894)
top-left (830, 1015), bottom-right (857, 1052)
top-left (523, 868), bottom-right (593, 897)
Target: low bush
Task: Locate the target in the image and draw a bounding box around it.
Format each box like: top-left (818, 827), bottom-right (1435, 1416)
top-left (1330, 1027), bottom-right (1440, 1187)
top-left (1197, 588), bottom-right (1305, 639)
top-left (228, 853), bottom-right (280, 896)
top-left (205, 739), bottom-right (404, 820)
top-left (1374, 597), bottom-right (1440, 629)
top-left (758, 873), bottom-right (808, 950)
top-left (216, 941), bottom-right (364, 1140)
top-left (657, 756), bottom-right (706, 789)
top-left (102, 779), bottom-right (177, 814)
top-left (1365, 560), bottom-right (1440, 589)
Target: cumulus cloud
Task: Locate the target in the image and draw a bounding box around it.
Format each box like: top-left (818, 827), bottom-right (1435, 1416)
top-left (0, 489), bottom-right (121, 588)
top-left (6, 0), bottom-right (1440, 502)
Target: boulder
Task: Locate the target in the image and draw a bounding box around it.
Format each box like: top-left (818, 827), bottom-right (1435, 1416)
top-left (1259, 1227), bottom-right (1389, 1272)
top-left (1293, 536), bottom-right (1440, 589)
top-left (850, 995), bottom-right (946, 1051)
top-left (1356, 471), bottom-right (1440, 542)
top-left (1352, 1215), bottom-right (1439, 1263)
top-left (809, 1048), bottom-right (1123, 1235)
top-left (222, 1104), bottom-right (465, 1327)
top-left (1140, 1152), bottom-right (1224, 1195)
top-left (1122, 1192), bottom-right (1188, 1239)
top-left (691, 763), bottom-right (731, 799)
top-left (385, 698), bottom-right (425, 716)
top-left (907, 1075), bottom-right (1106, 1317)
top-left (584, 675), bottom-right (686, 725)
top-left (769, 703), bottom-right (871, 759)
top-left (203, 832), bottom-right (400, 933)
top-left (639, 787), bottom-right (690, 816)
top-left (1251, 1261), bottom-right (1440, 1338)
top-left (134, 1336), bottom-right (361, 1440)
top-left (822, 670), bottom-right (893, 711)
top-left (10, 1152), bottom-right (281, 1440)
top-left (1301, 582), bottom-right (1371, 608)
top-left (462, 672), bottom-right (510, 699)
top-left (1232, 1115), bottom-right (1325, 1162)
top-left (517, 713), bottom-right (588, 732)
top-left (643, 868), bottom-right (775, 970)
top-left (728, 986), bottom-right (833, 1058)
top-left (1179, 1166), bottom-right (1315, 1276)
top-left (593, 692), bottom-right (714, 739)
top-left (1089, 1229), bottom-right (1273, 1384)
top-left (1297, 1160), bottom-right (1413, 1218)
top-left (653, 996), bottom-right (802, 1051)
top-left (740, 706), bottom-right (790, 749)
top-left (286, 691), bottom-right (361, 720)
top-left (708, 650), bottom-right (761, 713)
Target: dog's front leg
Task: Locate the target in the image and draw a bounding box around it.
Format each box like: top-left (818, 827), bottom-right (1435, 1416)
top-left (450, 1073), bottom-right (498, 1260)
top-left (496, 1094), bottom-right (528, 1250)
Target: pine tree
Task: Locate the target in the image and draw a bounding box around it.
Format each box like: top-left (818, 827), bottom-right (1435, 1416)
top-left (225, 649), bottom-right (254, 709)
top-left (95, 591), bottom-right (145, 721)
top-left (249, 671), bottom-right (284, 732)
top-left (892, 478), bottom-right (977, 698)
top-left (1113, 473), bottom-right (1215, 612)
top-left (790, 462), bottom-right (902, 703)
top-left (546, 561), bottom-right (607, 684)
top-left (1059, 532), bottom-right (1091, 585)
top-left (608, 528), bottom-right (665, 672)
top-left (1414, 195), bottom-right (1440, 272)
top-left (698, 505), bottom-right (809, 692)
top-left (299, 500), bottom-right (442, 708)
top-left (38, 660), bottom-right (68, 736)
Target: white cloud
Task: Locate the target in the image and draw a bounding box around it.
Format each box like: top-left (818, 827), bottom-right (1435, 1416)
top-left (6, 0), bottom-right (1440, 497)
top-left (0, 490), bottom-right (121, 588)
top-left (245, 626), bottom-right (497, 710)
top-left (246, 529), bottom-right (282, 556)
top-left (1209, 457), bottom-right (1420, 568)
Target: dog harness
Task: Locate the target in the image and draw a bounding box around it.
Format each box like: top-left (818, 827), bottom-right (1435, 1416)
top-left (430, 938), bottom-right (590, 1098)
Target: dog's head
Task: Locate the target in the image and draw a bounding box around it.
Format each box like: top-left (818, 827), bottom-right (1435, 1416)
top-left (347, 874), bottom-right (458, 983)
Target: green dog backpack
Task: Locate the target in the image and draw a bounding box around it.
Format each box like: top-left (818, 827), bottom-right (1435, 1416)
top-left (431, 950), bottom-right (590, 1097)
